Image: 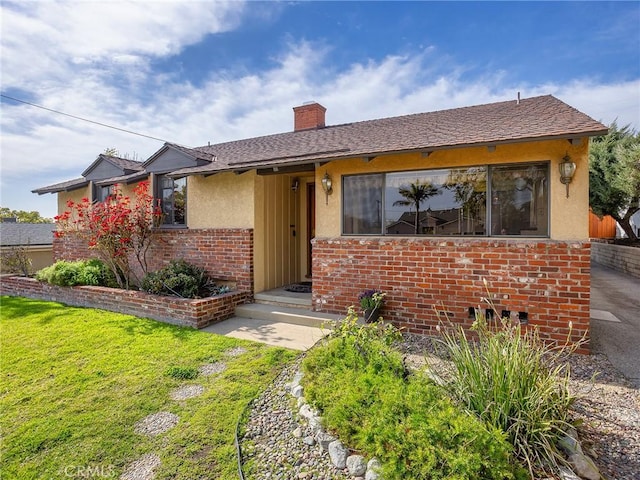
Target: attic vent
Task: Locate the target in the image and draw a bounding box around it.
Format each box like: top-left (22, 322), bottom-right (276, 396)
top-left (293, 102), bottom-right (326, 131)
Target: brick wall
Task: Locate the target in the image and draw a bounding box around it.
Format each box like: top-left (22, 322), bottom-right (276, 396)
top-left (591, 241), bottom-right (640, 278)
top-left (312, 237), bottom-right (591, 352)
top-left (0, 276), bottom-right (247, 329)
top-left (54, 228), bottom-right (254, 293)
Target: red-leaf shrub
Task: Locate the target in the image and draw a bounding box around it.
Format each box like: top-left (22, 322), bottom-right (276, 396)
top-left (54, 181), bottom-right (162, 289)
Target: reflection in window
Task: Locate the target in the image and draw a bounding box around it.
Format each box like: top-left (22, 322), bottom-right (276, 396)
top-left (385, 168), bottom-right (486, 235)
top-left (490, 164), bottom-right (548, 236)
top-left (158, 175), bottom-right (186, 226)
top-left (94, 185), bottom-right (114, 203)
top-left (343, 174), bottom-right (383, 234)
top-left (342, 163), bottom-right (548, 237)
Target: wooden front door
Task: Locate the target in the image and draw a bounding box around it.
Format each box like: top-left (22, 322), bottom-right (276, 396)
top-left (306, 183), bottom-right (315, 277)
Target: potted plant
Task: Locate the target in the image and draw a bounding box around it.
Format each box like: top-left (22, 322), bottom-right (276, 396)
top-left (358, 289), bottom-right (386, 323)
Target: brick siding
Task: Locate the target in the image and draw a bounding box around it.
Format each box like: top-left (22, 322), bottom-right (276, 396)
top-left (312, 237), bottom-right (591, 352)
top-left (0, 276), bottom-right (247, 329)
top-left (53, 228), bottom-right (254, 293)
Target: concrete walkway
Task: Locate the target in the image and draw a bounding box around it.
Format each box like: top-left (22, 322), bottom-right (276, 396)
top-left (590, 262), bottom-right (640, 387)
top-left (201, 316), bottom-right (330, 351)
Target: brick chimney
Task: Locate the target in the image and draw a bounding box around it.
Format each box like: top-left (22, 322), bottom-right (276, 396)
top-left (293, 102), bottom-right (326, 131)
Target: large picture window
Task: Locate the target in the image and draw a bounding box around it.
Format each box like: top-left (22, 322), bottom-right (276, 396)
top-left (342, 162), bottom-right (548, 237)
top-left (158, 175), bottom-right (186, 226)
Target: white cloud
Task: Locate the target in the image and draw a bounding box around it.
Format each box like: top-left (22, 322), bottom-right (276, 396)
top-left (1, 3), bottom-right (638, 219)
top-left (0, 1), bottom-right (246, 86)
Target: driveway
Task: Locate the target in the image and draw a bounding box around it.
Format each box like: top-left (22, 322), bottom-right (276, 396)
top-left (590, 262), bottom-right (640, 387)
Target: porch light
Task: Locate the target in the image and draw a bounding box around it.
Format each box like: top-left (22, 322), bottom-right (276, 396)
top-left (321, 172), bottom-right (333, 205)
top-left (559, 153), bottom-right (576, 198)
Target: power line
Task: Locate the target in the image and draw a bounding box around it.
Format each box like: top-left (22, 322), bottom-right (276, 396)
top-left (0, 93), bottom-right (170, 143)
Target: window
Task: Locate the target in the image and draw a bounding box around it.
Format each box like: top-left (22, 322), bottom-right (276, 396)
top-left (342, 162), bottom-right (548, 237)
top-left (94, 185), bottom-right (114, 203)
top-left (157, 175), bottom-right (186, 226)
top-left (490, 164), bottom-right (548, 236)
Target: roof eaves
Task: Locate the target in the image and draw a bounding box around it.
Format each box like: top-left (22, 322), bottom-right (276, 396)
top-left (32, 178), bottom-right (89, 195)
top-left (94, 171), bottom-right (149, 186)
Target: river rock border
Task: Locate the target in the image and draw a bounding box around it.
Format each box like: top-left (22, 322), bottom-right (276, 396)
top-left (285, 371), bottom-right (381, 480)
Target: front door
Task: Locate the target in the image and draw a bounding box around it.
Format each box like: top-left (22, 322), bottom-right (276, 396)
top-left (307, 183), bottom-right (315, 277)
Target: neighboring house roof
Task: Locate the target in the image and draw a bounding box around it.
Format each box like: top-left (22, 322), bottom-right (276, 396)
top-left (82, 154), bottom-right (144, 177)
top-left (170, 95), bottom-right (608, 177)
top-left (0, 223), bottom-right (55, 246)
top-left (32, 177), bottom-right (89, 195)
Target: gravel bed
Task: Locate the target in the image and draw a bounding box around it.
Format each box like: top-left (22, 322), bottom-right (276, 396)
top-left (225, 346), bottom-right (248, 357)
top-left (241, 333), bottom-right (640, 480)
top-left (241, 361), bottom-right (351, 480)
top-left (120, 453), bottom-right (161, 480)
top-left (134, 412), bottom-right (179, 437)
top-left (199, 361), bottom-right (227, 376)
top-left (169, 384), bottom-right (205, 400)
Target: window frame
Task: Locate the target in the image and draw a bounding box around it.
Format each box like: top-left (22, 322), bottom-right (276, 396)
top-left (341, 161), bottom-right (549, 238)
top-left (156, 174), bottom-right (187, 228)
top-left (93, 184), bottom-right (114, 204)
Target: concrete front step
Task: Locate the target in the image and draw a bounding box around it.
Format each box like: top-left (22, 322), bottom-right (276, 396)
top-left (235, 302), bottom-right (341, 329)
top-left (254, 291), bottom-right (312, 308)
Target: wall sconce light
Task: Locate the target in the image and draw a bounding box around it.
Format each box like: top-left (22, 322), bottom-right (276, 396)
top-left (321, 172), bottom-right (333, 205)
top-left (559, 153), bottom-right (576, 198)
top-left (291, 178), bottom-right (299, 192)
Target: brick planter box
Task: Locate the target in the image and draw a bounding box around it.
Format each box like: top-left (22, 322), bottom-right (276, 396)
top-left (0, 276), bottom-right (248, 329)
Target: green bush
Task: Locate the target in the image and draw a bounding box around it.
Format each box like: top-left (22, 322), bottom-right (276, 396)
top-left (141, 259), bottom-right (227, 298)
top-left (302, 309), bottom-right (526, 480)
top-left (165, 366), bottom-right (199, 380)
top-left (35, 259), bottom-right (116, 287)
top-left (434, 305), bottom-right (580, 477)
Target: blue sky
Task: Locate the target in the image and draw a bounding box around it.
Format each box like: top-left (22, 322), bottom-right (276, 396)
top-left (1, 1), bottom-right (638, 219)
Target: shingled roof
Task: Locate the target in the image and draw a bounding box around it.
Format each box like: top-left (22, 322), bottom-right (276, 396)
top-left (82, 154), bottom-right (144, 177)
top-left (34, 154), bottom-right (144, 195)
top-left (0, 223), bottom-right (55, 246)
top-left (32, 177), bottom-right (89, 195)
top-left (170, 95), bottom-right (608, 176)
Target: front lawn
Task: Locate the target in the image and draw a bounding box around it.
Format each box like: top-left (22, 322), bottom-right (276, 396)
top-left (0, 296), bottom-right (296, 480)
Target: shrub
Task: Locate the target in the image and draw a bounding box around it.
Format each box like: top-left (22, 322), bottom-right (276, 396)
top-left (35, 259), bottom-right (116, 287)
top-left (141, 260), bottom-right (226, 298)
top-left (165, 366), bottom-right (199, 380)
top-left (1, 245), bottom-right (33, 276)
top-left (433, 299), bottom-right (581, 477)
top-left (302, 309), bottom-right (526, 480)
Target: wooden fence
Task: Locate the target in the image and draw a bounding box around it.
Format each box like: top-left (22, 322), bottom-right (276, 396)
top-left (589, 210), bottom-right (617, 238)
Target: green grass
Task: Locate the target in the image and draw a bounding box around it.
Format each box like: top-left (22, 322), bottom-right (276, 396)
top-left (0, 296), bottom-right (297, 480)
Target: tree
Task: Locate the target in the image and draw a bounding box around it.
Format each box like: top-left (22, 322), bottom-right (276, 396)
top-left (589, 122), bottom-right (640, 240)
top-left (393, 181), bottom-right (441, 234)
top-left (54, 181), bottom-right (162, 289)
top-left (0, 208), bottom-right (52, 223)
